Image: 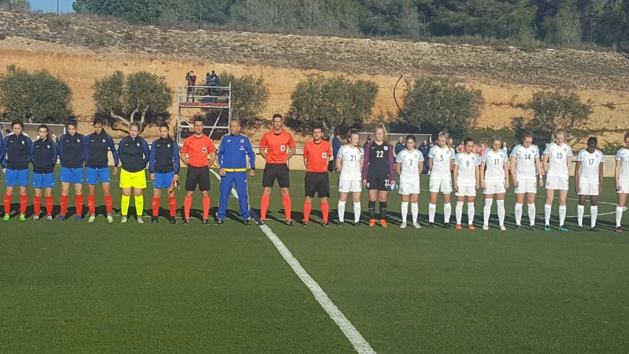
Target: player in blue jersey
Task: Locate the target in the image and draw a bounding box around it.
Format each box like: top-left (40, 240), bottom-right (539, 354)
top-left (149, 123), bottom-right (180, 224)
top-left (58, 120), bottom-right (87, 222)
top-left (31, 125), bottom-right (58, 221)
top-left (85, 118), bottom-right (119, 223)
top-left (2, 120), bottom-right (32, 221)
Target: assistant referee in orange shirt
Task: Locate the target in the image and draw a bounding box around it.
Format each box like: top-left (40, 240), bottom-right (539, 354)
top-left (259, 114), bottom-right (296, 225)
top-left (302, 126), bottom-right (333, 227)
top-left (180, 117), bottom-right (217, 224)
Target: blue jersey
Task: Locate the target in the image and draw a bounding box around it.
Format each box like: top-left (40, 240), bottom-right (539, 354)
top-left (118, 136), bottom-right (149, 173)
top-left (3, 133), bottom-right (32, 170)
top-left (217, 134), bottom-right (255, 170)
top-left (31, 138), bottom-right (58, 174)
top-left (59, 133), bottom-right (86, 168)
top-left (85, 131), bottom-right (119, 168)
top-left (149, 137), bottom-right (180, 174)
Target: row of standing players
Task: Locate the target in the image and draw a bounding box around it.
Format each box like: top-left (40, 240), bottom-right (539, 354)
top-left (253, 120), bottom-right (629, 233)
top-left (332, 128), bottom-right (629, 233)
top-left (2, 115), bottom-right (629, 231)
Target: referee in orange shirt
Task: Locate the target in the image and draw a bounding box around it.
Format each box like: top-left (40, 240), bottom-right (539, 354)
top-left (302, 126), bottom-right (333, 227)
top-left (180, 117), bottom-right (217, 224)
top-left (259, 114), bottom-right (296, 225)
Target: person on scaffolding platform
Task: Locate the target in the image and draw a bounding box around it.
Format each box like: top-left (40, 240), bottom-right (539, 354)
top-left (206, 70), bottom-right (221, 102)
top-left (185, 71), bottom-right (196, 103)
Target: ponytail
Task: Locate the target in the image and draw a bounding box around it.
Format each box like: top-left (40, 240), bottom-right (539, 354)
top-left (159, 123), bottom-right (172, 140)
top-left (38, 124), bottom-right (53, 142)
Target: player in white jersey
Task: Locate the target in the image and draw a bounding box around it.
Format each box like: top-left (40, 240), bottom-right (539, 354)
top-left (453, 137), bottom-right (479, 230)
top-left (428, 131), bottom-right (456, 228)
top-left (337, 129), bottom-right (364, 226)
top-left (542, 129), bottom-right (573, 232)
top-left (480, 137), bottom-right (510, 230)
top-left (510, 132), bottom-right (544, 230)
top-left (574, 137), bottom-right (604, 232)
top-left (614, 132), bottom-right (629, 232)
top-left (396, 135), bottom-right (423, 229)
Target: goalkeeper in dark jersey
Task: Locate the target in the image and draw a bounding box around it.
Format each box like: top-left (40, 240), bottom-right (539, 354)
top-left (362, 125), bottom-right (396, 227)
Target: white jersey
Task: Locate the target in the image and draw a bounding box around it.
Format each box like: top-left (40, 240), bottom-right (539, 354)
top-left (576, 149), bottom-right (604, 184)
top-left (454, 152), bottom-right (479, 185)
top-left (482, 149), bottom-right (508, 181)
top-left (543, 143), bottom-right (573, 177)
top-left (428, 145), bottom-right (455, 179)
top-left (510, 144), bottom-right (540, 180)
top-left (396, 149), bottom-right (424, 183)
top-left (338, 145), bottom-right (364, 180)
top-left (616, 148), bottom-right (629, 182)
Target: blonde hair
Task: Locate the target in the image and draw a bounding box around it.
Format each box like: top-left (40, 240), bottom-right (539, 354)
top-left (438, 131), bottom-right (449, 140)
top-left (554, 129), bottom-right (566, 138)
top-left (375, 124), bottom-right (389, 143)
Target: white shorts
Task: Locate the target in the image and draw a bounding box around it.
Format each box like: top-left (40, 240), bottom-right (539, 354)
top-left (484, 180), bottom-right (506, 194)
top-left (429, 177), bottom-right (452, 193)
top-left (618, 180), bottom-right (629, 194)
top-left (514, 179), bottom-right (537, 194)
top-left (456, 184), bottom-right (477, 197)
top-left (399, 180), bottom-right (420, 195)
top-left (546, 176), bottom-right (569, 191)
top-left (339, 178), bottom-right (362, 193)
top-left (578, 181), bottom-right (599, 196)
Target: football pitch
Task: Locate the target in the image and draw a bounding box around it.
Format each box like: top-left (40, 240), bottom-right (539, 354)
top-left (1, 169), bottom-right (629, 353)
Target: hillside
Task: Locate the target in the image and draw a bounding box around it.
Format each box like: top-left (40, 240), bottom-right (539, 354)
top-left (0, 10), bottom-right (628, 143)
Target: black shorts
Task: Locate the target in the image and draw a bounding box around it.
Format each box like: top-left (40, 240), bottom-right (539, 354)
top-left (262, 163), bottom-right (290, 188)
top-left (305, 172), bottom-right (330, 198)
top-left (366, 175), bottom-right (390, 191)
top-left (186, 166), bottom-right (211, 191)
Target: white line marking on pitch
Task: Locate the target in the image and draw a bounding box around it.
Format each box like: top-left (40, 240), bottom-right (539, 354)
top-left (210, 170), bottom-right (375, 353)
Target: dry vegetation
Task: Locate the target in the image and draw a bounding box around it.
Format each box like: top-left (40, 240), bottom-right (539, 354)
top-left (0, 10), bottom-right (628, 90)
top-left (0, 10), bottom-right (628, 144)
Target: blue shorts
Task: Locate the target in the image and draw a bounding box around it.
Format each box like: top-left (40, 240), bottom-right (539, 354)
top-left (153, 172), bottom-right (175, 189)
top-left (5, 168), bottom-right (29, 187)
top-left (33, 172), bottom-right (56, 189)
top-left (86, 167), bottom-right (111, 185)
top-left (60, 167), bottom-right (84, 184)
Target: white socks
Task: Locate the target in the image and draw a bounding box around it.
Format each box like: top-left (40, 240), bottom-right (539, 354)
top-left (577, 205), bottom-right (585, 227)
top-left (515, 203), bottom-right (523, 226)
top-left (544, 204), bottom-right (552, 226)
top-left (444, 203), bottom-right (451, 224)
top-left (591, 205), bottom-right (598, 228)
top-left (467, 202), bottom-right (475, 225)
top-left (429, 203), bottom-right (436, 223)
top-left (455, 201), bottom-right (464, 225)
top-left (338, 200), bottom-right (346, 222)
top-left (411, 203), bottom-right (419, 224)
top-left (353, 202), bottom-right (361, 223)
top-left (578, 205), bottom-right (599, 228)
top-left (401, 202), bottom-right (409, 224)
top-left (428, 203), bottom-right (450, 224)
top-left (483, 198), bottom-right (493, 226)
top-left (497, 200), bottom-right (505, 227)
top-left (559, 205), bottom-right (567, 226)
top-left (617, 206), bottom-right (624, 227)
top-left (528, 203), bottom-right (536, 226)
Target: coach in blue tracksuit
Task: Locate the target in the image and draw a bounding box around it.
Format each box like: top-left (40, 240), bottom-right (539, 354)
top-left (216, 119), bottom-right (255, 225)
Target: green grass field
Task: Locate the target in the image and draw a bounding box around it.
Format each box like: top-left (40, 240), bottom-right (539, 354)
top-left (1, 168), bottom-right (629, 353)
